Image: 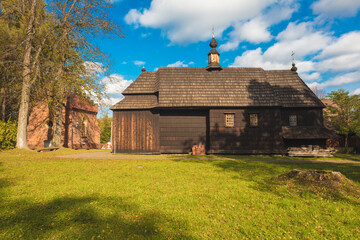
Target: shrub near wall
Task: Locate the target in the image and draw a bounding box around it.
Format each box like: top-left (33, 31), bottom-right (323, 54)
top-left (0, 119), bottom-right (17, 149)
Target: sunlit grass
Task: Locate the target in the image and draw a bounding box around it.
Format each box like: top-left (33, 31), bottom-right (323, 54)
top-left (0, 149), bottom-right (359, 239)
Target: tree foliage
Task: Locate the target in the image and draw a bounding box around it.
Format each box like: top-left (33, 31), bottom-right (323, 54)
top-left (324, 89), bottom-right (360, 148)
top-left (0, 0), bottom-right (123, 148)
top-left (0, 119), bottom-right (17, 150)
top-left (99, 115), bottom-right (112, 144)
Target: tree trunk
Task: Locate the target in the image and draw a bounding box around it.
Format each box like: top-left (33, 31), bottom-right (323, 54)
top-left (344, 134), bottom-right (348, 150)
top-left (52, 101), bottom-right (63, 147)
top-left (16, 0), bottom-right (37, 149)
top-left (1, 88), bottom-right (6, 122)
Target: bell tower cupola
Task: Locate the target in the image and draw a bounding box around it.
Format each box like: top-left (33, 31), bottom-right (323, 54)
top-left (207, 35), bottom-right (222, 71)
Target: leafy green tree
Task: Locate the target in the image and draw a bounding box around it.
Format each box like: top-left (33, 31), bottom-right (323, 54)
top-left (99, 115), bottom-right (112, 144)
top-left (325, 89), bottom-right (360, 149)
top-left (46, 0), bottom-right (123, 147)
top-left (0, 119), bottom-right (17, 149)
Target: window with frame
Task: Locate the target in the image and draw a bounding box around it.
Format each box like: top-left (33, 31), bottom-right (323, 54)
top-left (289, 115), bottom-right (297, 126)
top-left (250, 114), bottom-right (258, 127)
top-left (225, 113), bottom-right (234, 127)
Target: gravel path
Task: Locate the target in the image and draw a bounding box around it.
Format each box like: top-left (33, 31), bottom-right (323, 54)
top-left (57, 152), bottom-right (360, 164)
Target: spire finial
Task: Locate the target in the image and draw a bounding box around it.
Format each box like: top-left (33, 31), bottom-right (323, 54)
top-left (212, 25), bottom-right (215, 38)
top-left (141, 66), bottom-right (146, 72)
top-left (291, 51), bottom-right (297, 72)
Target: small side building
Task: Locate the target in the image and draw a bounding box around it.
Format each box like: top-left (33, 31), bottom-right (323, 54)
top-left (27, 95), bottom-right (100, 149)
top-left (111, 37), bottom-right (332, 154)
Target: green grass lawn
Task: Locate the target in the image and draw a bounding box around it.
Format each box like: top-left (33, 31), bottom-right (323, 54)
top-left (0, 149), bottom-right (359, 239)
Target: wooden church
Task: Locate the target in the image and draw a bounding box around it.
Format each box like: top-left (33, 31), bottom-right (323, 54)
top-left (111, 37), bottom-right (332, 154)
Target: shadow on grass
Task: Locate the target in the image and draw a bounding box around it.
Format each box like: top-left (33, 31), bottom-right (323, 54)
top-left (0, 159), bottom-right (193, 239)
top-left (170, 155), bottom-right (360, 203)
top-left (333, 153), bottom-right (360, 162)
top-left (0, 196), bottom-right (193, 239)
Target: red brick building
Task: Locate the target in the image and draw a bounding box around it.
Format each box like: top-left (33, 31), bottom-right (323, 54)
top-left (27, 95), bottom-right (100, 149)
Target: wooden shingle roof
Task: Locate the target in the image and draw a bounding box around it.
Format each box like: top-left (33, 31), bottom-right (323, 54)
top-left (157, 67), bottom-right (279, 107)
top-left (112, 67), bottom-right (324, 110)
top-left (122, 71), bottom-right (157, 94)
top-left (110, 95), bottom-right (157, 110)
top-left (265, 70), bottom-right (324, 107)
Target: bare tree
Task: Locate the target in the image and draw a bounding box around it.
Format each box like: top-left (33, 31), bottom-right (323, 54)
top-left (311, 86), bottom-right (327, 99)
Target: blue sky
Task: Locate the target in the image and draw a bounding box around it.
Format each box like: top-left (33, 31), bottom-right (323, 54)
top-left (93, 0), bottom-right (360, 107)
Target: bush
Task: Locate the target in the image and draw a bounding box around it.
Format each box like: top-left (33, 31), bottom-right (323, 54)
top-left (0, 119), bottom-right (17, 149)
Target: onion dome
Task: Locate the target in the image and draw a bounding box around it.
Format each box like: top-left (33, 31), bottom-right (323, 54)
top-left (141, 66), bottom-right (146, 72)
top-left (209, 37), bottom-right (218, 48)
top-left (291, 62), bottom-right (297, 72)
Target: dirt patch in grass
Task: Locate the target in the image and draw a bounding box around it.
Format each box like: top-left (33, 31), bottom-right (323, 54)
top-left (275, 169), bottom-right (360, 201)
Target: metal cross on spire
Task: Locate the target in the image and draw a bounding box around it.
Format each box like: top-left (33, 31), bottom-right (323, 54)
top-left (212, 25), bottom-right (215, 38)
top-left (291, 51), bottom-right (295, 62)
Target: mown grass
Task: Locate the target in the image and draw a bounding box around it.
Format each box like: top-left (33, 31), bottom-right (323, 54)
top-left (0, 149), bottom-right (359, 239)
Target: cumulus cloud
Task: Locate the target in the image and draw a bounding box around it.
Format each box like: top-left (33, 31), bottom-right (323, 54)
top-left (311, 0), bottom-right (360, 18)
top-left (307, 71), bottom-right (360, 89)
top-left (84, 61), bottom-right (105, 74)
top-left (167, 61), bottom-right (189, 67)
top-left (220, 2), bottom-right (297, 51)
top-left (230, 48), bottom-right (288, 69)
top-left (351, 88), bottom-right (360, 95)
top-left (266, 22), bottom-right (332, 62)
top-left (319, 31), bottom-right (360, 58)
top-left (315, 31), bottom-right (360, 72)
top-left (230, 20), bottom-right (360, 88)
top-left (230, 47), bottom-right (320, 82)
top-left (133, 60), bottom-right (146, 66)
top-left (101, 74), bottom-right (133, 105)
top-left (125, 0), bottom-right (298, 45)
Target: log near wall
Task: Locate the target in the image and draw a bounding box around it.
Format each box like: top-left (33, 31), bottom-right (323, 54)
top-left (113, 110), bottom-right (159, 153)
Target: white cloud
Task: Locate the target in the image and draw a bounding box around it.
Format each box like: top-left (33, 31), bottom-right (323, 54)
top-left (265, 22), bottom-right (332, 63)
top-left (133, 60), bottom-right (146, 66)
top-left (141, 32), bottom-right (151, 38)
top-left (220, 19), bottom-right (271, 51)
top-left (307, 71), bottom-right (360, 89)
top-left (167, 61), bottom-right (189, 67)
top-left (230, 22), bottom-right (360, 92)
top-left (220, 2), bottom-right (297, 51)
top-left (319, 31), bottom-right (360, 58)
top-left (351, 88), bottom-right (360, 95)
top-left (125, 0), bottom-right (298, 45)
top-left (230, 48), bottom-right (288, 69)
top-left (101, 74), bottom-right (133, 105)
top-left (300, 72), bottom-right (321, 82)
top-left (107, 0), bottom-right (122, 3)
top-left (230, 22), bottom-right (331, 73)
top-left (311, 0), bottom-right (360, 18)
top-left (317, 53), bottom-right (360, 72)
top-left (313, 31), bottom-right (360, 72)
top-left (84, 61), bottom-right (105, 74)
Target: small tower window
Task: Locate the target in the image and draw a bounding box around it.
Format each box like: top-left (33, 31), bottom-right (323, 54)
top-left (225, 113), bottom-right (234, 127)
top-left (289, 115), bottom-right (297, 126)
top-left (250, 114), bottom-right (258, 127)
